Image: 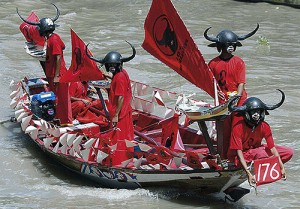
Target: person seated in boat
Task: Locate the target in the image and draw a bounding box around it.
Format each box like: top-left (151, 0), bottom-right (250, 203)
top-left (204, 24), bottom-right (260, 156)
top-left (17, 4), bottom-right (73, 127)
top-left (69, 81), bottom-right (100, 118)
top-left (227, 90), bottom-right (293, 186)
top-left (69, 81), bottom-right (108, 126)
top-left (86, 41), bottom-right (135, 143)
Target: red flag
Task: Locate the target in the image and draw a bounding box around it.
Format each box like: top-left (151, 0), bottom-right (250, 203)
top-left (160, 114), bottom-right (185, 151)
top-left (254, 156), bottom-right (282, 186)
top-left (186, 151), bottom-right (203, 169)
top-left (60, 29), bottom-right (104, 82)
top-left (145, 146), bottom-right (172, 165)
top-left (142, 0), bottom-right (215, 98)
top-left (19, 12), bottom-right (45, 46)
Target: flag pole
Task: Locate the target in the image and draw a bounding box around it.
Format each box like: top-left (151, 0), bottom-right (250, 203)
top-left (214, 78), bottom-right (219, 106)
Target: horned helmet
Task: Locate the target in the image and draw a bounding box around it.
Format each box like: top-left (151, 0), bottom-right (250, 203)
top-left (228, 89), bottom-right (285, 128)
top-left (86, 41), bottom-right (136, 74)
top-left (204, 24), bottom-right (259, 52)
top-left (17, 4), bottom-right (60, 37)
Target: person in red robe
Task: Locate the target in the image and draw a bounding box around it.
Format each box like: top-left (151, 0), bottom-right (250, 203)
top-left (69, 81), bottom-right (106, 125)
top-left (17, 4), bottom-right (72, 126)
top-left (204, 24), bottom-right (260, 156)
top-left (86, 42), bottom-right (136, 143)
top-left (69, 81), bottom-right (90, 118)
top-left (204, 24), bottom-right (259, 105)
top-left (227, 90), bottom-right (293, 186)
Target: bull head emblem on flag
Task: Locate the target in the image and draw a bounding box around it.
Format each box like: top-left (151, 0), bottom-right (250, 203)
top-left (153, 15), bottom-right (178, 56)
top-left (73, 47), bottom-right (82, 74)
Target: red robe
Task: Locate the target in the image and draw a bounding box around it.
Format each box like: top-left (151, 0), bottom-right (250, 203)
top-left (209, 55), bottom-right (248, 157)
top-left (228, 120), bottom-right (293, 165)
top-left (69, 81), bottom-right (88, 118)
top-left (209, 55), bottom-right (247, 106)
top-left (69, 81), bottom-right (104, 122)
top-left (45, 33), bottom-right (72, 125)
top-left (108, 69), bottom-right (134, 143)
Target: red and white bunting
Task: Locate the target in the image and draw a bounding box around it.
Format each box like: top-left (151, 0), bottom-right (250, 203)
top-left (9, 80), bottom-right (21, 91)
top-left (134, 157), bottom-right (143, 169)
top-left (136, 82), bottom-right (149, 96)
top-left (53, 142), bottom-right (60, 153)
top-left (43, 137), bottom-right (54, 149)
top-left (125, 140), bottom-right (136, 147)
top-left (175, 95), bottom-right (183, 105)
top-left (21, 115), bottom-right (32, 131)
top-left (40, 119), bottom-right (48, 132)
top-left (60, 145), bottom-right (68, 155)
top-left (59, 133), bottom-right (69, 146)
top-left (140, 99), bottom-right (154, 113)
top-left (68, 134), bottom-right (80, 147)
top-left (17, 111), bottom-right (29, 122)
top-left (153, 91), bottom-right (165, 106)
top-left (10, 98), bottom-right (18, 108)
top-left (138, 143), bottom-right (152, 152)
top-left (10, 88), bottom-right (21, 99)
top-left (132, 97), bottom-right (142, 110)
top-left (51, 127), bottom-right (61, 138)
top-left (121, 158), bottom-right (134, 168)
top-left (83, 138), bottom-right (97, 149)
top-left (164, 108), bottom-right (175, 119)
top-left (73, 135), bottom-right (84, 152)
top-left (80, 149), bottom-right (90, 162)
top-left (96, 150), bottom-right (109, 163)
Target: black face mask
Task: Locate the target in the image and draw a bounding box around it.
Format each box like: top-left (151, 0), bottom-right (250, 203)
top-left (223, 43), bottom-right (237, 53)
top-left (105, 63), bottom-right (121, 74)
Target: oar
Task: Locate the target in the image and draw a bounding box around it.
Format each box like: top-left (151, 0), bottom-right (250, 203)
top-left (95, 87), bottom-right (110, 122)
top-left (0, 117), bottom-right (16, 125)
top-left (134, 129), bottom-right (159, 146)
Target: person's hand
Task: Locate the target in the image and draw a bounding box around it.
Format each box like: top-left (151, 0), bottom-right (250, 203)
top-left (112, 115), bottom-right (118, 127)
top-left (247, 170), bottom-right (256, 186)
top-left (53, 76), bottom-right (60, 83)
top-left (281, 167), bottom-right (287, 180)
top-left (88, 86), bottom-right (97, 94)
top-left (82, 99), bottom-right (91, 106)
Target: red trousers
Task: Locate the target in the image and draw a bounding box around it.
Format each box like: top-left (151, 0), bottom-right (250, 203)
top-left (232, 144), bottom-right (293, 166)
top-left (111, 112), bottom-right (134, 145)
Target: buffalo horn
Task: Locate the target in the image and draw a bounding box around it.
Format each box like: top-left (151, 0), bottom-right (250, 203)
top-left (51, 3), bottom-right (60, 22)
top-left (85, 44), bottom-right (104, 63)
top-left (228, 96), bottom-right (246, 113)
top-left (121, 41), bottom-right (136, 63)
top-left (204, 27), bottom-right (218, 42)
top-left (238, 23), bottom-right (259, 41)
top-left (265, 89), bottom-right (285, 110)
top-left (16, 8), bottom-right (39, 25)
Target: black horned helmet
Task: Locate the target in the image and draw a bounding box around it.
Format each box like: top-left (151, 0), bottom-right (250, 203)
top-left (86, 41), bottom-right (136, 73)
top-left (204, 24), bottom-right (259, 52)
top-left (16, 3), bottom-right (60, 37)
top-left (229, 89), bottom-right (285, 127)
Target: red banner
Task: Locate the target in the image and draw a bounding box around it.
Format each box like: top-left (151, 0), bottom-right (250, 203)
top-left (160, 114), bottom-right (184, 151)
top-left (19, 12), bottom-right (45, 46)
top-left (60, 29), bottom-right (104, 83)
top-left (142, 0), bottom-right (215, 98)
top-left (254, 156), bottom-right (282, 186)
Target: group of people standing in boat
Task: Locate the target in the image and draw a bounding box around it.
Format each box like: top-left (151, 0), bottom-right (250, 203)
top-left (204, 24), bottom-right (293, 186)
top-left (17, 4), bottom-right (135, 144)
top-left (17, 3), bottom-right (293, 187)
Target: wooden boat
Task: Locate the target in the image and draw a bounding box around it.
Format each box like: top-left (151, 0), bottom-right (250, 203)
top-left (9, 70), bottom-right (250, 202)
top-left (12, 0), bottom-right (252, 202)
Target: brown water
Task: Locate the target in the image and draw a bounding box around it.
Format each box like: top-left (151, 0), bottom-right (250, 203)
top-left (1, 0), bottom-right (299, 208)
